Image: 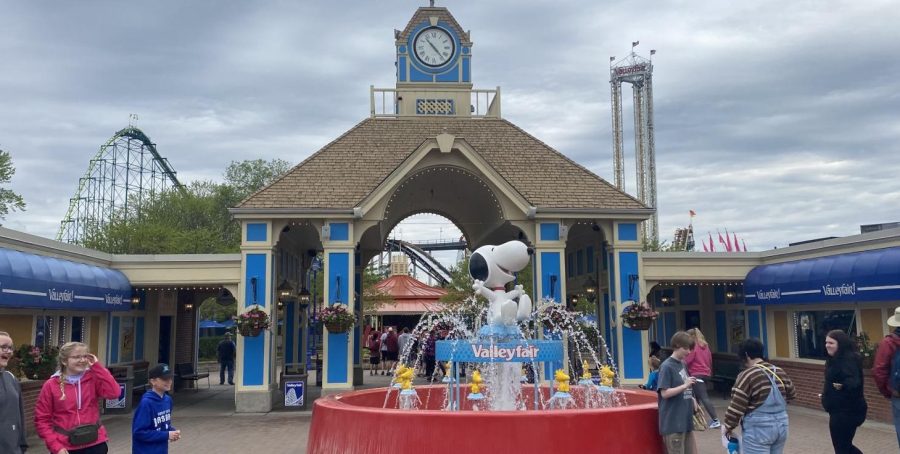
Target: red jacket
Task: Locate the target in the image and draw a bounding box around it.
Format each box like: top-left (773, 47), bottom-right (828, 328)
top-left (685, 343), bottom-right (713, 377)
top-left (873, 332), bottom-right (900, 398)
top-left (34, 363), bottom-right (121, 453)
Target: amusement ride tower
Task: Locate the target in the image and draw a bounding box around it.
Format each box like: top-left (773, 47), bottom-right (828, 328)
top-left (610, 44), bottom-right (658, 243)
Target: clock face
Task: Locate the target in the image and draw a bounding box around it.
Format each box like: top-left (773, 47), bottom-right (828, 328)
top-left (413, 27), bottom-right (455, 67)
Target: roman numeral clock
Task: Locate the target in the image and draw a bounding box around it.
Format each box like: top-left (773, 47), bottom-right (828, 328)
top-left (395, 8), bottom-right (473, 116)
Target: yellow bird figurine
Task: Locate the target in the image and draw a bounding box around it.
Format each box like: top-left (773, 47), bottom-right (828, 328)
top-left (555, 369), bottom-right (570, 393)
top-left (470, 370), bottom-right (483, 394)
top-left (581, 360), bottom-right (592, 381)
top-left (398, 365), bottom-right (414, 390)
top-left (600, 365), bottom-right (615, 387)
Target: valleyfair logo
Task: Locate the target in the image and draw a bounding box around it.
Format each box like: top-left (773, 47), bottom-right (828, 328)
top-left (756, 289), bottom-right (781, 300)
top-left (470, 344), bottom-right (540, 361)
top-left (48, 288), bottom-right (74, 303)
top-left (105, 294), bottom-right (124, 305)
top-left (823, 283), bottom-right (856, 297)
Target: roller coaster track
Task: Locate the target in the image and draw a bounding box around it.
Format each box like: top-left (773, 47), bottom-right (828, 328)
top-left (384, 239), bottom-right (454, 286)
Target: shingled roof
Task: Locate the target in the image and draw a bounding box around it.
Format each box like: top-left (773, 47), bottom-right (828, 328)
top-left (396, 7), bottom-right (471, 45)
top-left (237, 117), bottom-right (646, 211)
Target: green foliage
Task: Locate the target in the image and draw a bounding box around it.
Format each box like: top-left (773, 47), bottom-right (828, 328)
top-left (198, 296), bottom-right (236, 323)
top-left (643, 238), bottom-right (682, 252)
top-left (362, 264), bottom-right (393, 314)
top-left (15, 344), bottom-right (58, 380)
top-left (0, 149), bottom-right (26, 222)
top-left (83, 159), bottom-right (290, 254)
top-left (199, 335), bottom-right (225, 361)
top-left (224, 159), bottom-right (291, 199)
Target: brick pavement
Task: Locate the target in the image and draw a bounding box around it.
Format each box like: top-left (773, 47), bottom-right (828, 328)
top-left (24, 376), bottom-right (900, 453)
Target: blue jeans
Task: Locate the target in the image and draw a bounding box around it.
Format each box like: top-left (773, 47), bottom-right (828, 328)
top-left (892, 398), bottom-right (900, 449)
top-left (742, 411), bottom-right (788, 454)
top-left (220, 360), bottom-right (234, 384)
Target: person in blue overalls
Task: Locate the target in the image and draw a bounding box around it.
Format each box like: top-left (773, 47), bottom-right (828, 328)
top-left (723, 338), bottom-right (796, 454)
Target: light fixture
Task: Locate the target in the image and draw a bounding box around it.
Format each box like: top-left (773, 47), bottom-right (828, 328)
top-left (298, 287), bottom-right (311, 308)
top-left (277, 279), bottom-right (295, 302)
top-left (334, 276), bottom-right (342, 305)
top-left (725, 291), bottom-right (735, 299)
top-left (130, 293), bottom-right (140, 309)
top-left (184, 302), bottom-right (194, 311)
top-left (584, 275), bottom-right (598, 303)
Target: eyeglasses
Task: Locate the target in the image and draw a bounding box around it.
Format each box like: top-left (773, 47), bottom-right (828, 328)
top-left (0, 345), bottom-right (15, 352)
top-left (69, 355), bottom-right (90, 360)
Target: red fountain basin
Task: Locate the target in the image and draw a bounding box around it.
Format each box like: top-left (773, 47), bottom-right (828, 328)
top-left (308, 385), bottom-right (664, 454)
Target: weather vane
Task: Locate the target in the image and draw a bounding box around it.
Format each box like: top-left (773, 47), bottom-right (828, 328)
top-left (430, 0), bottom-right (435, 6)
top-left (128, 113), bottom-right (139, 126)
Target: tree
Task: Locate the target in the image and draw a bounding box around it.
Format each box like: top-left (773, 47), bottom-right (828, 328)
top-left (0, 149), bottom-right (25, 222)
top-left (84, 159), bottom-right (291, 254)
top-left (361, 264), bottom-right (393, 315)
top-left (224, 159), bottom-right (291, 199)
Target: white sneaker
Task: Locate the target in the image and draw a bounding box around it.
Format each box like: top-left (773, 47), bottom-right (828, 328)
top-left (709, 419), bottom-right (721, 429)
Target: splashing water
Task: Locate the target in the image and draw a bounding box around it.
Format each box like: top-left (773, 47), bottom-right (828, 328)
top-left (387, 296), bottom-right (627, 412)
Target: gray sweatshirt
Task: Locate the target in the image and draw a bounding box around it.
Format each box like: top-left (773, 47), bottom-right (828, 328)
top-left (0, 370), bottom-right (27, 453)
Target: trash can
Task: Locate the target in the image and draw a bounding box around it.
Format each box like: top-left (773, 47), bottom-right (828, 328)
top-left (281, 364), bottom-right (309, 410)
top-left (105, 365), bottom-right (134, 414)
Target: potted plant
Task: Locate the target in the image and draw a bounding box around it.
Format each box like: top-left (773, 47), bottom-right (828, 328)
top-left (621, 301), bottom-right (659, 331)
top-left (853, 332), bottom-right (876, 369)
top-left (234, 305), bottom-right (271, 337)
top-left (539, 301), bottom-right (577, 331)
top-left (15, 344), bottom-right (59, 380)
top-left (320, 303), bottom-right (356, 333)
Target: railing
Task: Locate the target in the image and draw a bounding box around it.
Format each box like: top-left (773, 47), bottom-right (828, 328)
top-left (370, 86), bottom-right (501, 118)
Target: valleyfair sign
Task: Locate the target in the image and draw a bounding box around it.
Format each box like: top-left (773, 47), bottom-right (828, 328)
top-left (435, 340), bottom-right (563, 363)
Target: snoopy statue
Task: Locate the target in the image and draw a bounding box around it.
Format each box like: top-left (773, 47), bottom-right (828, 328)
top-left (469, 240), bottom-right (534, 332)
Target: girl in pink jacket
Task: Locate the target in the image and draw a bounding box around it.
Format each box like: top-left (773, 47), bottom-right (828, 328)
top-left (685, 328), bottom-right (721, 429)
top-left (34, 342), bottom-right (121, 454)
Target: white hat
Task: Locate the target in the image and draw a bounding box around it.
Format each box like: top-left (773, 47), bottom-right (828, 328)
top-left (889, 307), bottom-right (900, 327)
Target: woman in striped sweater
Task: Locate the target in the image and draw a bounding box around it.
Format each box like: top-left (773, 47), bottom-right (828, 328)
top-left (723, 338), bottom-right (796, 454)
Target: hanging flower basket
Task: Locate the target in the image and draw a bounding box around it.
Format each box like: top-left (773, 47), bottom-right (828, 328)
top-left (325, 321), bottom-right (354, 333)
top-left (624, 317), bottom-right (655, 331)
top-left (621, 301), bottom-right (658, 331)
top-left (238, 326), bottom-right (264, 337)
top-left (234, 306), bottom-right (270, 337)
top-left (319, 303), bottom-right (356, 334)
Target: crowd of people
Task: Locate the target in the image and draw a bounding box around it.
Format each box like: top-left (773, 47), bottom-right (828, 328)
top-left (7, 307), bottom-right (900, 453)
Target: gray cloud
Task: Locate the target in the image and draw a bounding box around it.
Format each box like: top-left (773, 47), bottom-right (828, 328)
top-left (1, 0), bottom-right (898, 252)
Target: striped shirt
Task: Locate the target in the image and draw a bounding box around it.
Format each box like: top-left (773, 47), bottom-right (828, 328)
top-left (724, 361), bottom-right (796, 432)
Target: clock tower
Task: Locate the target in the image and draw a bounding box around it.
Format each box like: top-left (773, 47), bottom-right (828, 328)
top-left (383, 6), bottom-right (498, 117)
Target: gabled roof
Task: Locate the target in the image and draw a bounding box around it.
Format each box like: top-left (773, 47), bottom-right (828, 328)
top-left (396, 7), bottom-right (471, 45)
top-left (238, 117), bottom-right (646, 212)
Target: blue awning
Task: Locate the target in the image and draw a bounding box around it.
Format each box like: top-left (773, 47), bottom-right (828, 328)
top-left (745, 246), bottom-right (900, 305)
top-left (0, 247), bottom-right (131, 311)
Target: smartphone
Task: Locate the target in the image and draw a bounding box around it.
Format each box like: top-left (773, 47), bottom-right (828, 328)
top-left (694, 378), bottom-right (704, 383)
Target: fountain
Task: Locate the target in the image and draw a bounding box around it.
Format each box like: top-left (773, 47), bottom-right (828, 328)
top-left (308, 240), bottom-right (664, 453)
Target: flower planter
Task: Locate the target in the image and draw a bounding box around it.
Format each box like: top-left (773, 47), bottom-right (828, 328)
top-left (240, 327), bottom-right (263, 337)
top-left (325, 322), bottom-right (353, 333)
top-left (624, 317), bottom-right (655, 331)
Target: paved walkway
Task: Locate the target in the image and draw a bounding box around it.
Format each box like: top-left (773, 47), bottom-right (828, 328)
top-left (25, 374), bottom-right (899, 453)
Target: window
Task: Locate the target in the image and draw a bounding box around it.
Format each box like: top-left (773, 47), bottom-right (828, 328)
top-left (728, 310), bottom-right (746, 354)
top-left (120, 316), bottom-right (135, 363)
top-left (34, 316), bottom-right (51, 348)
top-left (794, 310), bottom-right (856, 359)
top-left (71, 317), bottom-right (84, 342)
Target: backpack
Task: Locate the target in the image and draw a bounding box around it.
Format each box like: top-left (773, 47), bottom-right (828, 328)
top-left (891, 335), bottom-right (900, 393)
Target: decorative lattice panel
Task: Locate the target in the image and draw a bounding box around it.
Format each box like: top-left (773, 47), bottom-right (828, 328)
top-left (416, 98), bottom-right (455, 115)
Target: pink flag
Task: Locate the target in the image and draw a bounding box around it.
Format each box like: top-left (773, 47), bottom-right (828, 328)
top-left (718, 232), bottom-right (730, 251)
top-left (733, 232), bottom-right (741, 252)
top-left (708, 233), bottom-right (715, 252)
top-left (702, 241), bottom-right (709, 252)
top-left (742, 240), bottom-right (748, 251)
top-left (725, 229), bottom-right (734, 252)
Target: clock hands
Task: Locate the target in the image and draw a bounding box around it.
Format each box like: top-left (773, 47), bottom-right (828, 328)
top-left (426, 38), bottom-right (443, 58)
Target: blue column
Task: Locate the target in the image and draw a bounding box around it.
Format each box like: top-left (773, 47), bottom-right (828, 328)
top-left (535, 222), bottom-right (567, 381)
top-left (323, 241), bottom-right (354, 389)
top-left (610, 221), bottom-right (647, 383)
top-left (617, 251), bottom-right (644, 380)
top-left (236, 221), bottom-right (276, 412)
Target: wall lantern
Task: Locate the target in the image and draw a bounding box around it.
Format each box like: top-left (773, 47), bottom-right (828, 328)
top-left (584, 275), bottom-right (598, 303)
top-left (277, 279), bottom-right (296, 302)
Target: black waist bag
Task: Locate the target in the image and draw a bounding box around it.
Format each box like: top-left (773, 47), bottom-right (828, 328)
top-left (54, 423), bottom-right (100, 446)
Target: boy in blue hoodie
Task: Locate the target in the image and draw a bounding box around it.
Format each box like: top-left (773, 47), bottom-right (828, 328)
top-left (132, 363), bottom-right (181, 453)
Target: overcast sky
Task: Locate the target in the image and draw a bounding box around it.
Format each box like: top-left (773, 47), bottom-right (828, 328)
top-left (1, 0), bottom-right (898, 254)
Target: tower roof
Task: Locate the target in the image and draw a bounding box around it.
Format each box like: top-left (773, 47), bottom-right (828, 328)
top-left (373, 274), bottom-right (447, 315)
top-left (396, 7), bottom-right (471, 45)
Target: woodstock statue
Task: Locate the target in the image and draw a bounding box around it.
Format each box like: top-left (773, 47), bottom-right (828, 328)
top-left (469, 240), bottom-right (533, 327)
